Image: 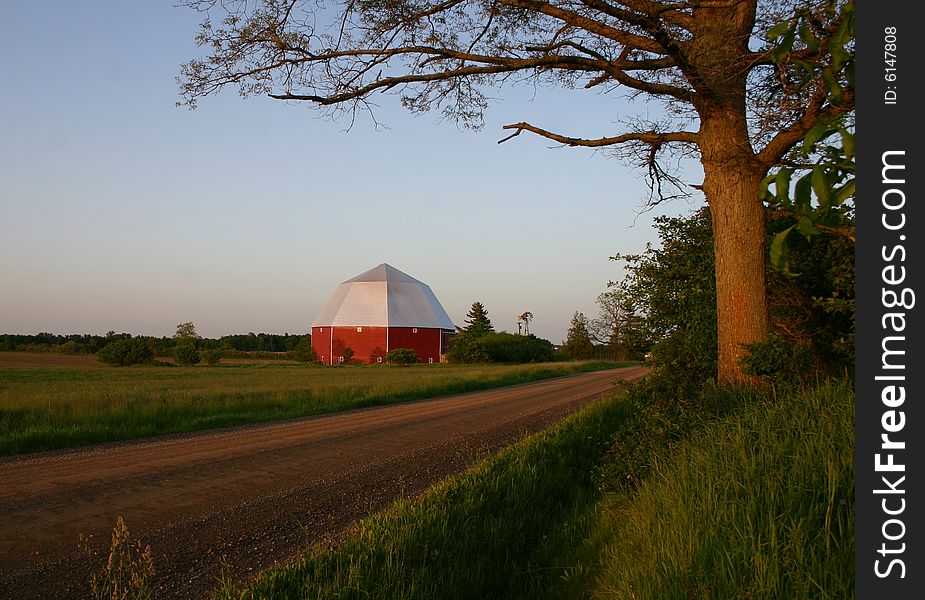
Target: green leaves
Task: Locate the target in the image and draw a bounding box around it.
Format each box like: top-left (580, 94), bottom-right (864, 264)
top-left (811, 166), bottom-right (832, 209)
top-left (770, 225), bottom-right (798, 277)
top-left (765, 0), bottom-right (854, 107)
top-left (770, 21), bottom-right (798, 63)
top-left (765, 21), bottom-right (792, 42)
top-left (760, 0), bottom-right (855, 279)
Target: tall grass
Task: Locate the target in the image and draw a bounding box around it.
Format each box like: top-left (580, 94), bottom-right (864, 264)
top-left (0, 361), bottom-right (620, 456)
top-left (593, 379), bottom-right (854, 598)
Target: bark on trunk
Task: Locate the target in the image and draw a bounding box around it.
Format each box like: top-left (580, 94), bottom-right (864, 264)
top-left (701, 129), bottom-right (768, 385)
top-left (687, 1), bottom-right (767, 385)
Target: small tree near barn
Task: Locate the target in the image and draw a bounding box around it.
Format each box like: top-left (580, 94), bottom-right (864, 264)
top-left (462, 302), bottom-right (495, 338)
top-left (291, 337), bottom-right (318, 363)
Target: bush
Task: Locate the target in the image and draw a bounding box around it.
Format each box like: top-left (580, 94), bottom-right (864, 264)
top-left (97, 339), bottom-right (154, 366)
top-left (447, 332), bottom-right (555, 364)
top-left (172, 344), bottom-right (200, 366)
top-left (386, 348), bottom-right (419, 366)
top-left (479, 332), bottom-right (555, 364)
top-left (741, 333), bottom-right (812, 384)
top-left (290, 337), bottom-right (317, 363)
top-left (595, 372), bottom-right (748, 491)
top-left (200, 349), bottom-right (222, 366)
top-left (445, 333), bottom-right (490, 364)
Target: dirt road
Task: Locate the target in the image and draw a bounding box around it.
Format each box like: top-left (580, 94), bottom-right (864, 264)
top-left (0, 365), bottom-right (647, 599)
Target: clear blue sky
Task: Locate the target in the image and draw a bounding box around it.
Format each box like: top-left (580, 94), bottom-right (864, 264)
top-left (0, 1), bottom-right (704, 344)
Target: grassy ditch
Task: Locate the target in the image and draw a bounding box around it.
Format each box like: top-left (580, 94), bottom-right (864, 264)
top-left (213, 378), bottom-right (853, 599)
top-left (591, 379), bottom-right (854, 598)
top-left (0, 360), bottom-right (623, 456)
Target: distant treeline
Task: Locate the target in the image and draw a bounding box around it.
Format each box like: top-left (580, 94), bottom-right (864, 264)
top-left (0, 332), bottom-right (309, 357)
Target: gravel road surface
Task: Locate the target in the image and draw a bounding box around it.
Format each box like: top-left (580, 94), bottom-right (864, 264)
top-left (0, 365), bottom-right (647, 599)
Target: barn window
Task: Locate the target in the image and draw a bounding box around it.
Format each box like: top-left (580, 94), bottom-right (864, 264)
top-left (428, 357), bottom-right (434, 364)
top-left (338, 356), bottom-right (344, 363)
top-left (412, 328), bottom-right (418, 333)
top-left (377, 357), bottom-right (383, 363)
top-left (357, 327), bottom-right (363, 332)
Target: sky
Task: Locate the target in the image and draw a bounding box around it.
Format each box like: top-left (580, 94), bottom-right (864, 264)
top-left (0, 1), bottom-right (705, 344)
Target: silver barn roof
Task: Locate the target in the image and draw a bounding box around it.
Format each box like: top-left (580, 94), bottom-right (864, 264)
top-left (311, 264), bottom-right (456, 330)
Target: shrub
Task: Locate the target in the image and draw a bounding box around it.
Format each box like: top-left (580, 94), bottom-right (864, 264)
top-left (172, 343), bottom-right (200, 366)
top-left (386, 348), bottom-right (419, 366)
top-left (741, 333), bottom-right (812, 384)
top-left (445, 333), bottom-right (490, 364)
top-left (595, 373), bottom-right (748, 491)
top-left (479, 332), bottom-right (555, 364)
top-left (201, 349), bottom-right (222, 366)
top-left (97, 339), bottom-right (154, 366)
top-left (290, 337), bottom-right (318, 363)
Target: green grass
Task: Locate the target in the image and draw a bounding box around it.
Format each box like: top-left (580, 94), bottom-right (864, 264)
top-left (591, 379), bottom-right (854, 599)
top-left (595, 382), bottom-right (854, 600)
top-left (212, 379), bottom-right (853, 600)
top-left (0, 360), bottom-right (623, 456)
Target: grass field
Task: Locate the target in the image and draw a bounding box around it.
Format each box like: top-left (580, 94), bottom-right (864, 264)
top-left (0, 355), bottom-right (623, 456)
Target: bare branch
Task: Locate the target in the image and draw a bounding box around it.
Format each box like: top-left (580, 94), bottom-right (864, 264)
top-left (498, 121), bottom-right (699, 147)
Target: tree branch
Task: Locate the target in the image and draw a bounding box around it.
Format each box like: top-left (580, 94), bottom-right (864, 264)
top-left (756, 84), bottom-right (854, 166)
top-left (499, 0), bottom-right (668, 54)
top-left (498, 121), bottom-right (699, 147)
top-left (767, 209), bottom-right (855, 242)
top-left (267, 53), bottom-right (605, 104)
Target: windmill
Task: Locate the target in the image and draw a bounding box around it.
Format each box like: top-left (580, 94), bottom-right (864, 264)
top-left (517, 311), bottom-right (533, 336)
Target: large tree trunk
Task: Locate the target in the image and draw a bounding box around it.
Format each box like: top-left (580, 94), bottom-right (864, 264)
top-left (700, 117), bottom-right (768, 385)
top-left (686, 0), bottom-right (767, 385)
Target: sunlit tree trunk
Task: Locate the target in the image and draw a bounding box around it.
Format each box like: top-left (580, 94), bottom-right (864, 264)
top-left (700, 111), bottom-right (768, 385)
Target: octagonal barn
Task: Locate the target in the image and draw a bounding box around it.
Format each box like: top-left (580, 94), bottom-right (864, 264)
top-left (311, 264), bottom-right (456, 365)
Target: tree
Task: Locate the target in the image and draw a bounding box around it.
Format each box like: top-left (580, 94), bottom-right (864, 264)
top-left (617, 206), bottom-right (854, 383)
top-left (616, 209), bottom-right (718, 381)
top-left (561, 312), bottom-right (595, 360)
top-left (180, 0), bottom-right (854, 384)
top-left (97, 338), bottom-right (154, 367)
top-left (462, 302), bottom-right (495, 338)
top-left (174, 322), bottom-right (200, 344)
top-left (589, 289), bottom-right (632, 360)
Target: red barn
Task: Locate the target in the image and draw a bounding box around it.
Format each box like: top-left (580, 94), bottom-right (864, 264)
top-left (311, 264), bottom-right (456, 365)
